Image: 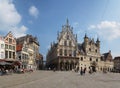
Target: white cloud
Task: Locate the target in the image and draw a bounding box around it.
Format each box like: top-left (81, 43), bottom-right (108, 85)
top-left (12, 25), bottom-right (28, 38)
top-left (88, 21), bottom-right (120, 41)
top-left (0, 0), bottom-right (28, 37)
top-left (111, 52), bottom-right (120, 59)
top-left (29, 6), bottom-right (39, 18)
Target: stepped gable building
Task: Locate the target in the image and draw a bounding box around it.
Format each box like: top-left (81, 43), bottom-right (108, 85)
top-left (46, 19), bottom-right (79, 70)
top-left (46, 19), bottom-right (114, 71)
top-left (78, 34), bottom-right (101, 71)
top-left (4, 31), bottom-right (16, 60)
top-left (16, 34), bottom-right (40, 70)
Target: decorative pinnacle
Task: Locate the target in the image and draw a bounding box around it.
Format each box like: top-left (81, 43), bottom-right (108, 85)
top-left (66, 18), bottom-right (69, 26)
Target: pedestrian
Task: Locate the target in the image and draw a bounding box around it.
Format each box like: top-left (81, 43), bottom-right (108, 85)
top-left (53, 67), bottom-right (56, 72)
top-left (80, 67), bottom-right (83, 75)
top-left (89, 66), bottom-right (92, 74)
top-left (83, 67), bottom-right (86, 75)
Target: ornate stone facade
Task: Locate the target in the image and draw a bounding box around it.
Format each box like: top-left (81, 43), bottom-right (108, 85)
top-left (78, 34), bottom-right (101, 71)
top-left (78, 36), bottom-right (113, 72)
top-left (46, 19), bottom-right (114, 71)
top-left (46, 19), bottom-right (79, 70)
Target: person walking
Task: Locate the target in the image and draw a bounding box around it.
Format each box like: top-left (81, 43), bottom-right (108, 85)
top-left (89, 66), bottom-right (92, 74)
top-left (80, 67), bottom-right (83, 75)
top-left (83, 67), bottom-right (86, 75)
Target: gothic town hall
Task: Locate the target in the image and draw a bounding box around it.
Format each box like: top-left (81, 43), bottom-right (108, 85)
top-left (46, 19), bottom-right (113, 71)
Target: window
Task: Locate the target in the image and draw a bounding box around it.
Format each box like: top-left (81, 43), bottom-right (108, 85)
top-left (69, 50), bottom-right (72, 56)
top-left (89, 48), bottom-right (91, 51)
top-left (13, 46), bottom-right (15, 50)
top-left (69, 41), bottom-right (72, 46)
top-left (74, 51), bottom-right (76, 57)
top-left (9, 51), bottom-right (11, 58)
top-left (95, 49), bottom-right (97, 53)
top-left (96, 58), bottom-right (98, 62)
top-left (5, 51), bottom-right (8, 58)
top-left (5, 44), bottom-right (8, 49)
top-left (64, 49), bottom-right (67, 56)
top-left (1, 52), bottom-right (4, 58)
top-left (13, 52), bottom-right (15, 59)
top-left (9, 38), bottom-right (12, 44)
top-left (64, 41), bottom-right (67, 46)
top-left (81, 57), bottom-right (83, 61)
top-left (22, 54), bottom-right (24, 59)
top-left (19, 56), bottom-right (21, 60)
top-left (1, 44), bottom-right (4, 49)
top-left (9, 45), bottom-right (12, 49)
top-left (60, 49), bottom-right (62, 55)
top-left (90, 58), bottom-right (92, 61)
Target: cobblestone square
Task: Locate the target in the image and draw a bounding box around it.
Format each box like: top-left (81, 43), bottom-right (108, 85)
top-left (0, 71), bottom-right (120, 88)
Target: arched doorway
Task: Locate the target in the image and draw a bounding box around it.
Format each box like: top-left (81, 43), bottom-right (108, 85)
top-left (70, 61), bottom-right (74, 70)
top-left (65, 61), bottom-right (69, 71)
top-left (60, 61), bottom-right (64, 71)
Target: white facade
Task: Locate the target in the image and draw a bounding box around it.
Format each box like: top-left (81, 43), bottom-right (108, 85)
top-left (4, 32), bottom-right (16, 60)
top-left (0, 36), bottom-right (5, 59)
top-left (16, 41), bottom-right (29, 69)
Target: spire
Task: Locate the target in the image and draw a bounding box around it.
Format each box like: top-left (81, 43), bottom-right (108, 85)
top-left (97, 37), bottom-right (100, 42)
top-left (66, 18), bottom-right (69, 26)
top-left (84, 33), bottom-right (88, 38)
top-left (57, 31), bottom-right (59, 36)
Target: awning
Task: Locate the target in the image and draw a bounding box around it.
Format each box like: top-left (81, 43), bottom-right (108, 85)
top-left (0, 59), bottom-right (21, 66)
top-left (0, 59), bottom-right (6, 62)
top-left (0, 61), bottom-right (12, 65)
top-left (13, 61), bottom-right (21, 66)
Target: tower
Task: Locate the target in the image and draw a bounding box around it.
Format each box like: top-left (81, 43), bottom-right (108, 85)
top-left (84, 33), bottom-right (89, 45)
top-left (96, 37), bottom-right (100, 48)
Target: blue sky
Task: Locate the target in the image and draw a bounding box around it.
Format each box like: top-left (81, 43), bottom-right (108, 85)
top-left (0, 0), bottom-right (120, 59)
